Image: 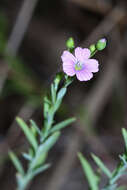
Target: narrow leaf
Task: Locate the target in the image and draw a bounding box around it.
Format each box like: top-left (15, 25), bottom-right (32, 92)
top-left (65, 76), bottom-right (74, 87)
top-left (51, 84), bottom-right (56, 104)
top-left (78, 152), bottom-right (99, 190)
top-left (53, 87), bottom-right (67, 112)
top-left (30, 131), bottom-right (60, 170)
top-left (32, 163), bottom-right (51, 176)
top-left (122, 128), bottom-right (127, 150)
top-left (30, 120), bottom-right (42, 136)
top-left (92, 154), bottom-right (112, 178)
top-left (33, 152), bottom-right (47, 168)
top-left (50, 117), bottom-right (76, 133)
top-left (22, 153), bottom-right (32, 161)
top-left (9, 151), bottom-right (24, 175)
top-left (38, 132), bottom-right (60, 154)
top-left (53, 100), bottom-right (62, 112)
top-left (57, 87), bottom-right (67, 101)
top-left (16, 117), bottom-right (38, 151)
top-left (43, 96), bottom-right (50, 119)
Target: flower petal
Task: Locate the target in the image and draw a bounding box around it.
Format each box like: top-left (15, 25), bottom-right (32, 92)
top-left (85, 59), bottom-right (99, 73)
top-left (63, 62), bottom-right (75, 76)
top-left (61, 50), bottom-right (76, 63)
top-left (76, 69), bottom-right (93, 81)
top-left (75, 47), bottom-right (91, 61)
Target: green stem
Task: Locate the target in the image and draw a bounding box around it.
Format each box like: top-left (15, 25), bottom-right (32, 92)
top-left (90, 49), bottom-right (98, 58)
top-left (110, 165), bottom-right (127, 185)
top-left (17, 173), bottom-right (33, 190)
top-left (103, 160), bottom-right (127, 189)
top-left (16, 74), bottom-right (74, 190)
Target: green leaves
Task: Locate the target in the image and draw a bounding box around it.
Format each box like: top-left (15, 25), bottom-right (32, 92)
top-left (51, 72), bottom-right (65, 107)
top-left (29, 132), bottom-right (60, 170)
top-left (16, 117), bottom-right (38, 151)
top-left (64, 75), bottom-right (74, 87)
top-left (53, 87), bottom-right (67, 112)
top-left (43, 96), bottom-right (51, 119)
top-left (9, 71), bottom-right (76, 190)
top-left (32, 163), bottom-right (51, 177)
top-left (79, 128), bottom-right (127, 190)
top-left (92, 154), bottom-right (112, 178)
top-left (50, 117), bottom-right (76, 133)
top-left (78, 153), bottom-right (99, 190)
top-left (57, 87), bottom-right (67, 101)
top-left (9, 151), bottom-right (24, 176)
top-left (22, 153), bottom-right (32, 161)
top-left (30, 119), bottom-right (42, 136)
top-left (51, 83), bottom-right (56, 104)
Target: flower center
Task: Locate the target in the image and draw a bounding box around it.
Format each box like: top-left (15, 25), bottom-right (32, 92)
top-left (75, 61), bottom-right (84, 71)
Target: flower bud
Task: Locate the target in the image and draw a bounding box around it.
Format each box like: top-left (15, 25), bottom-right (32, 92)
top-left (66, 37), bottom-right (74, 49)
top-left (54, 72), bottom-right (63, 85)
top-left (89, 44), bottom-right (96, 53)
top-left (96, 38), bottom-right (107, 51)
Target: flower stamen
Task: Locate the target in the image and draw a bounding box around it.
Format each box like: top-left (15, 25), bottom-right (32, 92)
top-left (75, 61), bottom-right (83, 71)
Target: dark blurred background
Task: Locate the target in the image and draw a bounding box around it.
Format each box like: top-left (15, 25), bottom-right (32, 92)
top-left (0, 0), bottom-right (127, 189)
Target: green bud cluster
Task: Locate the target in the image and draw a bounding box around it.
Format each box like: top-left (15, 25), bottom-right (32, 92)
top-left (89, 38), bottom-right (107, 57)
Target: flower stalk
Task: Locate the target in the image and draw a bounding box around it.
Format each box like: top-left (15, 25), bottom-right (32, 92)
top-left (9, 73), bottom-right (75, 190)
top-left (9, 37), bottom-right (106, 190)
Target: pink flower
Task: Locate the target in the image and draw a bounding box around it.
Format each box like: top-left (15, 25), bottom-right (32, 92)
top-left (61, 47), bottom-right (99, 81)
